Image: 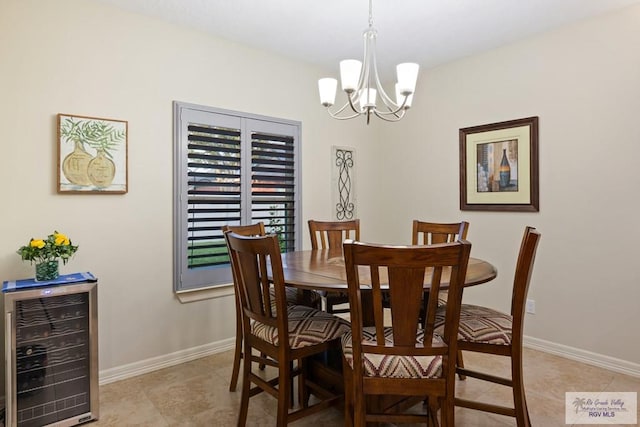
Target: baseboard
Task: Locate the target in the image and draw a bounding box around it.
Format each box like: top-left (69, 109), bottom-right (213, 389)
top-left (98, 337), bottom-right (235, 385)
top-left (524, 335), bottom-right (640, 378)
top-left (96, 335), bottom-right (639, 386)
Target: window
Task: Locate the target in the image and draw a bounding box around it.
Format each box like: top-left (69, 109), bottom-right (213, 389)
top-left (173, 102), bottom-right (301, 292)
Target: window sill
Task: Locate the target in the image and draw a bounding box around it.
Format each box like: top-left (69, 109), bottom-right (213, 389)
top-left (176, 283), bottom-right (234, 303)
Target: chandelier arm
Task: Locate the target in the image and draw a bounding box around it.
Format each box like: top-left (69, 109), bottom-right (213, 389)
top-left (374, 95), bottom-right (408, 116)
top-left (328, 111), bottom-right (364, 120)
top-left (347, 94), bottom-right (362, 114)
top-left (326, 102), bottom-right (362, 120)
top-left (373, 108), bottom-right (406, 122)
top-left (330, 99), bottom-right (359, 116)
top-left (374, 96), bottom-right (408, 116)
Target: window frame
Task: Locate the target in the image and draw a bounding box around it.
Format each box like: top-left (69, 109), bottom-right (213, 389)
top-left (173, 101), bottom-right (302, 293)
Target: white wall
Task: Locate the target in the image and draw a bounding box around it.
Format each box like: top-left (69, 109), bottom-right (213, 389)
top-left (0, 0), bottom-right (373, 388)
top-left (1, 0), bottom-right (638, 393)
top-left (374, 5), bottom-right (640, 365)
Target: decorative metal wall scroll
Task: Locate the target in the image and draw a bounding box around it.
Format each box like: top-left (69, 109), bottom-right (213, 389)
top-left (332, 146), bottom-right (356, 220)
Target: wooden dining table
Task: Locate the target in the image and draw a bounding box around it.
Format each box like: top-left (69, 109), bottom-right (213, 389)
top-left (277, 248), bottom-right (498, 400)
top-left (280, 249), bottom-right (498, 292)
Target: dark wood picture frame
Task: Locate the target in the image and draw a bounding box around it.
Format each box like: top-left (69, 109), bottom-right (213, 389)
top-left (459, 116), bottom-right (539, 212)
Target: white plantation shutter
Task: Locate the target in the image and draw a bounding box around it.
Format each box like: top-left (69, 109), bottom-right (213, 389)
top-left (250, 125), bottom-right (297, 252)
top-left (174, 102), bottom-right (301, 291)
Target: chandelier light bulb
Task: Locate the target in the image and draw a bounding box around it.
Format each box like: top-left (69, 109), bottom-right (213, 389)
top-left (340, 60), bottom-right (362, 93)
top-left (395, 83), bottom-right (414, 109)
top-left (318, 78), bottom-right (338, 107)
top-left (358, 88), bottom-right (377, 109)
top-left (396, 63), bottom-right (419, 95)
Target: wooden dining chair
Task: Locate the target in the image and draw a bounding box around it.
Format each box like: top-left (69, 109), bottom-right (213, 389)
top-left (222, 222), bottom-right (321, 392)
top-left (412, 220), bottom-right (469, 306)
top-left (308, 219), bottom-right (360, 314)
top-left (435, 226), bottom-right (541, 427)
top-left (341, 239), bottom-right (472, 426)
top-left (224, 231), bottom-right (350, 426)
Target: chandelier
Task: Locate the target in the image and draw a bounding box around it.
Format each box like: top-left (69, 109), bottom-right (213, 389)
top-left (318, 0), bottom-right (419, 124)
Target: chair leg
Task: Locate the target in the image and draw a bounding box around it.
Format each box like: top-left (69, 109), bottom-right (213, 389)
top-left (427, 397), bottom-right (440, 427)
top-left (456, 350), bottom-right (466, 380)
top-left (352, 377), bottom-right (366, 427)
top-left (325, 296), bottom-right (334, 314)
top-left (229, 303), bottom-right (243, 392)
top-left (259, 352), bottom-right (267, 370)
top-left (289, 361), bottom-right (295, 409)
top-left (342, 357), bottom-right (354, 426)
top-left (441, 394), bottom-right (454, 427)
top-left (237, 341), bottom-right (252, 427)
top-left (299, 358), bottom-right (310, 408)
top-left (277, 359), bottom-right (291, 426)
top-left (512, 349), bottom-right (531, 427)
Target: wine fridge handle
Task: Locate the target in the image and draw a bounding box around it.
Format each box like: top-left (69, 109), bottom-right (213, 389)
top-left (5, 311), bottom-right (13, 427)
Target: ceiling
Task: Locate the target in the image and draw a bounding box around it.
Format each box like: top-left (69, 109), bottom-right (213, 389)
top-left (96, 0), bottom-right (639, 79)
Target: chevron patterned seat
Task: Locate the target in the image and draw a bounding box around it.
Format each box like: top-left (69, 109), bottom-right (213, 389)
top-left (341, 326), bottom-right (444, 378)
top-left (434, 304), bottom-right (512, 345)
top-left (252, 305), bottom-right (349, 349)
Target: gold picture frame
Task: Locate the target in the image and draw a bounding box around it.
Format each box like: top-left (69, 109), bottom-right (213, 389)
top-left (459, 116), bottom-right (539, 212)
top-left (57, 113), bottom-right (128, 194)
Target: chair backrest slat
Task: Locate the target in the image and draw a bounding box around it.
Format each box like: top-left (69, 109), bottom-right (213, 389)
top-left (308, 219), bottom-right (360, 250)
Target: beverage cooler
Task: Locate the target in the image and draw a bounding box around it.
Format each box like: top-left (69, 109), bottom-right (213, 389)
top-left (2, 273), bottom-right (99, 427)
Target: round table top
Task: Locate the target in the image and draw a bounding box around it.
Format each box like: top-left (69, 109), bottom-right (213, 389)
top-left (279, 249), bottom-right (497, 292)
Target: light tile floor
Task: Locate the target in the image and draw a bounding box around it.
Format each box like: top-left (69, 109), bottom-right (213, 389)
top-left (94, 348), bottom-right (639, 426)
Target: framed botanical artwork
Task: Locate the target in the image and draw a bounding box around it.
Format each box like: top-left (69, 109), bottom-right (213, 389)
top-left (57, 113), bottom-right (128, 194)
top-left (459, 116), bottom-right (539, 212)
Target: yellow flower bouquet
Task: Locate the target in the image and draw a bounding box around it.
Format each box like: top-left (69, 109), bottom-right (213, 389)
top-left (17, 231), bottom-right (79, 281)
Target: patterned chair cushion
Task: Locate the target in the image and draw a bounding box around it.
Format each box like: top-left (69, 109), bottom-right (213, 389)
top-left (252, 305), bottom-right (350, 350)
top-left (341, 326), bottom-right (444, 379)
top-left (434, 304), bottom-right (513, 345)
top-left (269, 286), bottom-right (322, 312)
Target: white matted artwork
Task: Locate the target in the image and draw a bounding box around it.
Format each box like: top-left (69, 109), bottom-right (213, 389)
top-left (57, 113), bottom-right (128, 193)
top-left (331, 146), bottom-right (356, 220)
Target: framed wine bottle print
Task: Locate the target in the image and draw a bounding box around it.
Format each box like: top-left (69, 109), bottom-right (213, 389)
top-left (459, 116), bottom-right (539, 212)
